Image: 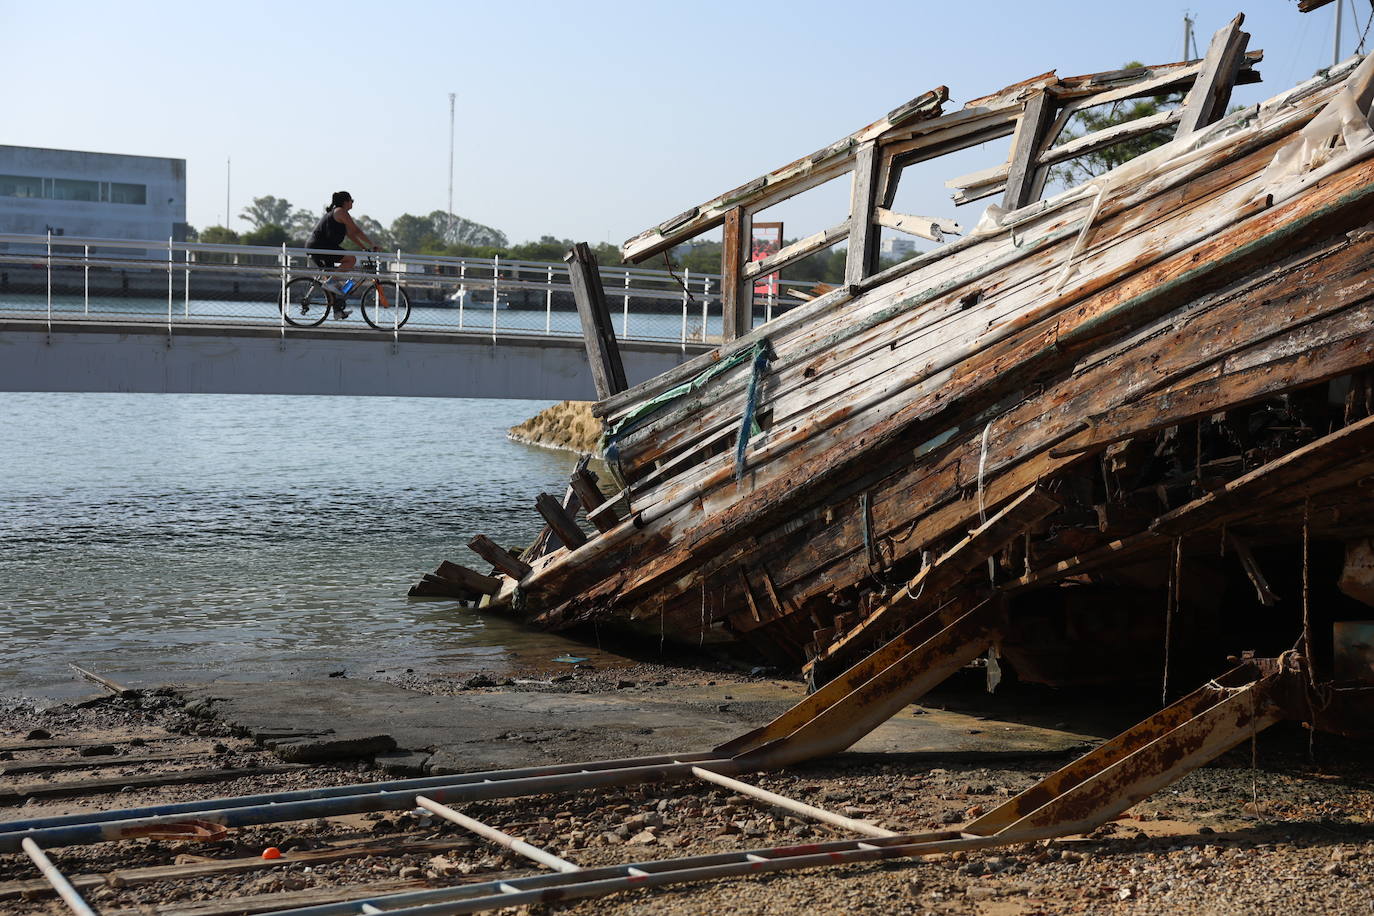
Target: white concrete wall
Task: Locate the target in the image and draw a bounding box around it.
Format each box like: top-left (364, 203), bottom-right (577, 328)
top-left (0, 321), bottom-right (703, 400)
top-left (0, 146), bottom-right (187, 246)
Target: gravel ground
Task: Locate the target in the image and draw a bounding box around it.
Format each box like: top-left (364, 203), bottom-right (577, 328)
top-left (2, 667), bottom-right (1373, 915)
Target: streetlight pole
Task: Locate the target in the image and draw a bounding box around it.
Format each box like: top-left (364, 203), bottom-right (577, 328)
top-left (448, 92), bottom-right (456, 243)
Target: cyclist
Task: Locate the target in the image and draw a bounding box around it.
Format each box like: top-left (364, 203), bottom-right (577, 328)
top-left (306, 191), bottom-right (381, 319)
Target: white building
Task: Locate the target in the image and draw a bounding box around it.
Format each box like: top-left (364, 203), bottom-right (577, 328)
top-left (880, 237), bottom-right (917, 258)
top-left (0, 145), bottom-right (188, 246)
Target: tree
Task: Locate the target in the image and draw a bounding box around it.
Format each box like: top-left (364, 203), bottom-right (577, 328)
top-left (240, 195), bottom-right (296, 231)
top-left (243, 223), bottom-right (290, 247)
top-left (353, 215), bottom-right (393, 250)
top-left (199, 225), bottom-right (241, 245)
top-left (430, 210), bottom-right (507, 248)
top-left (509, 235), bottom-right (572, 262)
top-left (289, 207), bottom-right (318, 242)
top-left (1048, 62), bottom-right (1182, 189)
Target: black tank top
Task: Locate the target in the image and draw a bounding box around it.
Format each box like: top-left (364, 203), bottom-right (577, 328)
top-left (307, 210), bottom-right (348, 249)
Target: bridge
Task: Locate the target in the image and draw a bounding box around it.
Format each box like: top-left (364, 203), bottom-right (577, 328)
top-left (0, 233), bottom-right (812, 399)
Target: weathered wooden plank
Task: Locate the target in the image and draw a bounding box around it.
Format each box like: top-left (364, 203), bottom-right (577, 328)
top-left (566, 242), bottom-right (627, 400)
top-left (845, 142), bottom-right (881, 287)
top-left (721, 207), bottom-right (751, 342)
top-left (535, 493), bottom-right (589, 549)
top-left (1004, 89), bottom-right (1056, 211)
top-left (1177, 14), bottom-right (1251, 135)
top-left (742, 220), bottom-right (850, 281)
top-left (467, 534), bottom-right (532, 580)
top-left (435, 560), bottom-right (501, 596)
top-left (873, 208), bottom-right (960, 242)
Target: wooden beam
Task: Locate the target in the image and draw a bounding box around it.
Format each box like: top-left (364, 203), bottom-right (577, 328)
top-left (467, 534), bottom-right (533, 580)
top-left (806, 486), bottom-right (1062, 676)
top-left (566, 242), bottom-right (627, 399)
top-left (1152, 412), bottom-right (1374, 536)
top-left (435, 560), bottom-right (501, 595)
top-left (535, 492), bottom-right (589, 549)
top-left (1004, 89), bottom-right (1056, 211)
top-left (1177, 14), bottom-right (1251, 135)
top-left (873, 208), bottom-right (961, 242)
top-left (569, 465), bottom-right (617, 533)
top-left (619, 87), bottom-right (947, 264)
top-left (845, 142), bottom-right (881, 287)
top-left (742, 220), bottom-right (850, 281)
top-left (721, 207), bottom-right (752, 341)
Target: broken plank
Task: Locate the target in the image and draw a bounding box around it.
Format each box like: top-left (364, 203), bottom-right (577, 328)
top-left (434, 560), bottom-right (501, 596)
top-left (1177, 14), bottom-right (1251, 135)
top-left (1004, 89), bottom-right (1055, 211)
top-left (567, 242), bottom-right (627, 400)
top-left (535, 493), bottom-right (589, 549)
top-left (468, 534), bottom-right (533, 580)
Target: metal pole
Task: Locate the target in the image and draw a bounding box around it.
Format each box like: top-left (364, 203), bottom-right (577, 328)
top-left (183, 245), bottom-right (190, 317)
top-left (225, 157), bottom-right (231, 231)
top-left (448, 92), bottom-right (456, 243)
top-left (689, 767), bottom-right (895, 837)
top-left (701, 277), bottom-right (709, 342)
top-left (45, 229), bottom-right (52, 332)
top-left (491, 254), bottom-right (500, 341)
top-left (1335, 0), bottom-right (1344, 67)
top-left (82, 243), bottom-right (88, 315)
top-left (417, 796), bottom-right (582, 873)
top-left (21, 839), bottom-right (97, 916)
top-left (622, 271), bottom-right (630, 338)
top-left (279, 242), bottom-right (288, 336)
top-left (545, 265), bottom-right (553, 333)
top-left (458, 261), bottom-right (466, 329)
top-left (167, 236), bottom-right (174, 334)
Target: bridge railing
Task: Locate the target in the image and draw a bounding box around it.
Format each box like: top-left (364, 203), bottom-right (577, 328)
top-left (0, 233), bottom-right (815, 342)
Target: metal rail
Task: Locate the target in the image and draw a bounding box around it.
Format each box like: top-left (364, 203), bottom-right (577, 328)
top-left (0, 231), bottom-right (814, 344)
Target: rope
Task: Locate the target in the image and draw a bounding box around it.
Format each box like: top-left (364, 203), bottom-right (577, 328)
top-left (1162, 537), bottom-right (1181, 707)
top-left (734, 340), bottom-right (775, 481)
top-left (662, 252), bottom-right (698, 306)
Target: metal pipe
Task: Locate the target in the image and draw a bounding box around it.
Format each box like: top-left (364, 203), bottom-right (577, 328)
top-left (0, 753), bottom-right (728, 851)
top-left (262, 827), bottom-right (1047, 916)
top-left (167, 236), bottom-right (174, 334)
top-left (416, 796), bottom-right (581, 873)
top-left (21, 839), bottom-right (97, 916)
top-left (689, 766), bottom-right (895, 837)
top-left (82, 243), bottom-right (88, 315)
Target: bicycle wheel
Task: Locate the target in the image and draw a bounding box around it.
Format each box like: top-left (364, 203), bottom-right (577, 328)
top-left (279, 277), bottom-right (331, 328)
top-left (360, 282), bottom-right (411, 330)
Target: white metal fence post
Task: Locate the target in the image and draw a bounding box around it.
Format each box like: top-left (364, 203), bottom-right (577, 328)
top-left (458, 260), bottom-right (466, 329)
top-left (491, 254), bottom-right (500, 342)
top-left (545, 265), bottom-right (553, 333)
top-left (622, 271), bottom-right (630, 338)
top-left (166, 236), bottom-right (174, 334)
top-left (701, 277), bottom-right (710, 342)
top-left (45, 229), bottom-right (52, 332)
top-left (83, 243), bottom-right (89, 316)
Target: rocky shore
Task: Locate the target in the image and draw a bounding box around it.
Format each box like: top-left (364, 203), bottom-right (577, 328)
top-left (3, 665), bottom-right (1373, 914)
top-left (508, 400), bottom-right (600, 454)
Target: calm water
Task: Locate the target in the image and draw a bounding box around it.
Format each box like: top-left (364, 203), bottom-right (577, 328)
top-left (0, 392), bottom-right (601, 701)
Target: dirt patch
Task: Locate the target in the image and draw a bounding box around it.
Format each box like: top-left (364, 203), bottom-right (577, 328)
top-left (508, 400), bottom-right (600, 454)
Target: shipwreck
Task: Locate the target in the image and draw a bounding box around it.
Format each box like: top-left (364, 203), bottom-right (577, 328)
top-left (416, 13), bottom-right (1374, 735)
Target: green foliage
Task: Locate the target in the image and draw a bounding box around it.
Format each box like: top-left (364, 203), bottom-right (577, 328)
top-left (243, 223), bottom-right (291, 247)
top-left (199, 225), bottom-right (240, 245)
top-left (239, 195), bottom-right (296, 231)
top-left (1048, 62), bottom-right (1182, 190)
top-left (352, 215), bottom-right (392, 250)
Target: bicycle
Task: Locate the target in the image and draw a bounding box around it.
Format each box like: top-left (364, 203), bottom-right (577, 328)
top-left (279, 257), bottom-right (412, 330)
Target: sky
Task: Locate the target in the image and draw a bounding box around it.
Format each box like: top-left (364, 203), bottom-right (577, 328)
top-left (2, 1), bottom-right (1365, 251)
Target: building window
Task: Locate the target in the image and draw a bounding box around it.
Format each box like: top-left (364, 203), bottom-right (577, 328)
top-left (0, 174), bottom-right (43, 198)
top-left (107, 182), bottom-right (147, 205)
top-left (49, 178), bottom-right (99, 202)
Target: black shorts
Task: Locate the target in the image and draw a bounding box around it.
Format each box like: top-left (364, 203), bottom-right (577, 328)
top-left (311, 251), bottom-right (343, 269)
